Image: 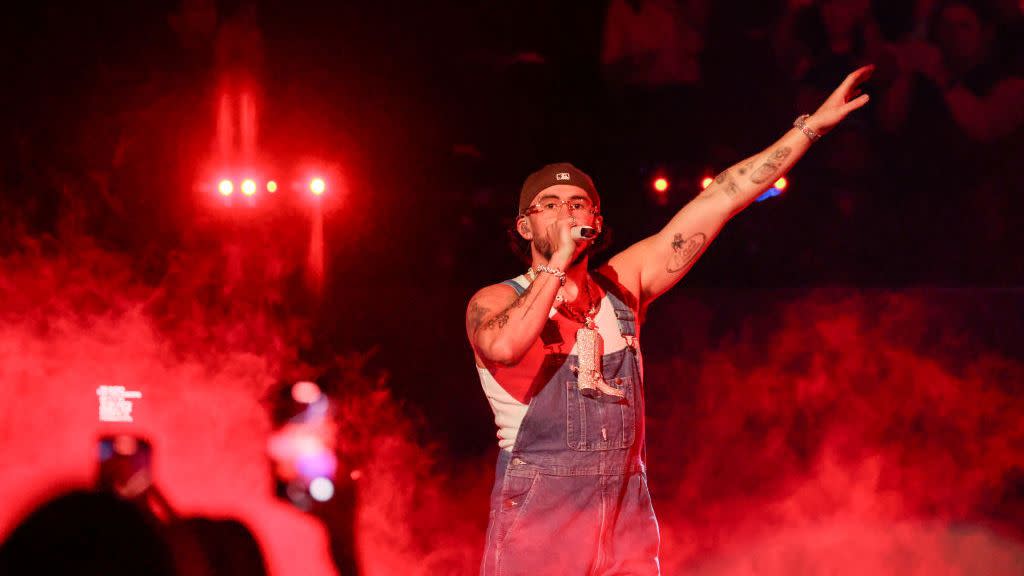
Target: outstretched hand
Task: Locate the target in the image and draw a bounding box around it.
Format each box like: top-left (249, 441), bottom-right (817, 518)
top-left (809, 65), bottom-right (875, 135)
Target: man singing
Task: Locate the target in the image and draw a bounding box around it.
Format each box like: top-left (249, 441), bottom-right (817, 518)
top-left (468, 66), bottom-right (875, 575)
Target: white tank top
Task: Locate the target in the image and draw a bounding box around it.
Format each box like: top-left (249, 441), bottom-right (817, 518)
top-left (476, 275), bottom-right (643, 450)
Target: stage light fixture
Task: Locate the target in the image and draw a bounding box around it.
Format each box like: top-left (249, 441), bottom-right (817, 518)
top-left (309, 477), bottom-right (334, 502)
top-left (291, 381), bottom-right (322, 405)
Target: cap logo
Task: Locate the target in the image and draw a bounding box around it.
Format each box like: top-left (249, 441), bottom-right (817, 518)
top-left (555, 172), bottom-right (571, 181)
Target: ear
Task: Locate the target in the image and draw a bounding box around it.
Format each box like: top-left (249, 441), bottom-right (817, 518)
top-left (594, 215), bottom-right (604, 234)
top-left (516, 217), bottom-right (533, 240)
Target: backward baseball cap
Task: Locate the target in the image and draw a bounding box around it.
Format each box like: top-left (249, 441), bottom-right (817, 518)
top-left (518, 162), bottom-right (600, 216)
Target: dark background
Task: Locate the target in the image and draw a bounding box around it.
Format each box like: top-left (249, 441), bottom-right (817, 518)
top-left (2, 2), bottom-right (1024, 574)
top-left (1, 0), bottom-right (1022, 494)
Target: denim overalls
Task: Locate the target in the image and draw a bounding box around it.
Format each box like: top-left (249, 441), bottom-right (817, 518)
top-left (480, 274), bottom-right (661, 576)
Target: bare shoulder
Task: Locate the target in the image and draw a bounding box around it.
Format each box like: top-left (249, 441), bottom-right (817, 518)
top-left (598, 249), bottom-right (643, 305)
top-left (467, 282), bottom-right (520, 311)
top-left (593, 262), bottom-right (642, 314)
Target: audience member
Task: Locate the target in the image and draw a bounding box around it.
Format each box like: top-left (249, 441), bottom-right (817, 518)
top-left (0, 490), bottom-right (177, 576)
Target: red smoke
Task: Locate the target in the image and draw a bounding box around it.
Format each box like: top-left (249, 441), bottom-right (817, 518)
top-left (644, 290), bottom-right (1024, 573)
top-left (0, 234), bottom-right (333, 575)
top-left (0, 232), bottom-right (491, 575)
top-left (1, 231), bottom-right (1022, 575)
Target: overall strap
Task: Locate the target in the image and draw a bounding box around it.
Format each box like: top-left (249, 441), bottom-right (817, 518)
top-left (592, 273), bottom-right (637, 340)
top-left (501, 277), bottom-right (527, 296)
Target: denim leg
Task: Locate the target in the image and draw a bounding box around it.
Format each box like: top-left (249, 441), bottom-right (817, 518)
top-left (599, 472), bottom-right (661, 575)
top-left (495, 473), bottom-right (603, 576)
top-left (481, 451), bottom-right (512, 576)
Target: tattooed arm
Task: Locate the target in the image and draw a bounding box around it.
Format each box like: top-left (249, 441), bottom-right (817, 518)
top-left (466, 271), bottom-right (564, 366)
top-left (608, 66), bottom-right (876, 304)
top-left (468, 213), bottom-right (580, 365)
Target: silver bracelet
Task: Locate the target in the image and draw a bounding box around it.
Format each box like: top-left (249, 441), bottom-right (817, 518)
top-left (533, 265), bottom-right (566, 286)
top-left (793, 114), bottom-right (822, 143)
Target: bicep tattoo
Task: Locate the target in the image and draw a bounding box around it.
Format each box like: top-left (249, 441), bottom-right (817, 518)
top-left (467, 300), bottom-right (490, 334)
top-left (481, 283), bottom-right (535, 331)
top-left (666, 232), bottom-right (707, 273)
top-left (484, 310), bottom-right (510, 331)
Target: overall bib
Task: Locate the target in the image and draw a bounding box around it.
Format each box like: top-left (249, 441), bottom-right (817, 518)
top-left (480, 275), bottom-right (661, 576)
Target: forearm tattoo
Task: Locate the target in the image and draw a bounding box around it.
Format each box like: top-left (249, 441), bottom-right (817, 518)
top-left (749, 147), bottom-right (791, 184)
top-left (666, 232), bottom-right (707, 273)
top-left (698, 182), bottom-right (717, 199)
top-left (703, 169), bottom-right (742, 198)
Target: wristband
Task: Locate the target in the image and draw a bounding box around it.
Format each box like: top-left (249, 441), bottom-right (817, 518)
top-left (533, 265), bottom-right (567, 286)
top-left (794, 114), bottom-right (822, 142)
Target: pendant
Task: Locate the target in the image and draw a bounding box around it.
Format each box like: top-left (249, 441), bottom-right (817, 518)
top-left (574, 323), bottom-right (626, 402)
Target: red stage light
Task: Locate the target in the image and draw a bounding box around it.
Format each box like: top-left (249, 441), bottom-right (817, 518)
top-left (218, 179), bottom-right (233, 196)
top-left (775, 177), bottom-right (788, 190)
top-left (241, 179), bottom-right (257, 196)
top-left (701, 177), bottom-right (713, 190)
top-left (310, 178), bottom-right (326, 196)
top-left (654, 177), bottom-right (669, 192)
top-left (266, 180), bottom-right (278, 193)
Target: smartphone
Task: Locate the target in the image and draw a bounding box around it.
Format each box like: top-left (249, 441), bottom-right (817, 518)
top-left (97, 434), bottom-right (153, 498)
top-left (266, 382), bottom-right (339, 511)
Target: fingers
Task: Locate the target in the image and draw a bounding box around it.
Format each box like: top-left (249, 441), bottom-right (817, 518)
top-left (831, 65), bottom-right (874, 104)
top-left (840, 92), bottom-right (871, 114)
top-left (559, 217), bottom-right (575, 241)
top-left (829, 65), bottom-right (874, 110)
top-left (845, 64), bottom-right (875, 89)
top-left (547, 217), bottom-right (576, 255)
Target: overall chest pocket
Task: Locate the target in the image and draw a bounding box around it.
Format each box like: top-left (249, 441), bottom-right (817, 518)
top-left (565, 375), bottom-right (636, 451)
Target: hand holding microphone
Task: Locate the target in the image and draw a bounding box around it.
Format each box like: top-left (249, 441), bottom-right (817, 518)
top-left (547, 216), bottom-right (598, 267)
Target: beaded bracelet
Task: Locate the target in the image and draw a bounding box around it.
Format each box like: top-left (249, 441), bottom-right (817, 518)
top-left (533, 265), bottom-right (567, 286)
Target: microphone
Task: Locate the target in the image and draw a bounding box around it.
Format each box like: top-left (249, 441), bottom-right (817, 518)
top-left (571, 226), bottom-right (598, 241)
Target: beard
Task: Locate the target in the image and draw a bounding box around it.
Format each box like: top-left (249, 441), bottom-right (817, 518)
top-left (533, 237), bottom-right (588, 267)
top-left (535, 236), bottom-right (555, 259)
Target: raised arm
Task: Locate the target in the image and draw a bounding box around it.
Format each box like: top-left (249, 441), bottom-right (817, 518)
top-left (609, 65), bottom-right (875, 304)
